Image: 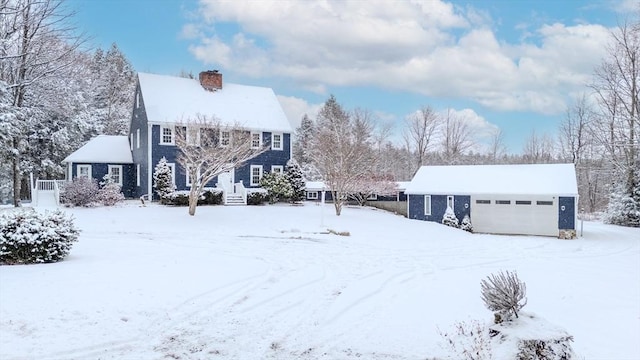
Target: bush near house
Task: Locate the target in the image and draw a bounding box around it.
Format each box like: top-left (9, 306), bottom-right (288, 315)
top-left (60, 177), bottom-right (100, 207)
top-left (247, 190), bottom-right (268, 205)
top-left (442, 207), bottom-right (459, 228)
top-left (0, 209), bottom-right (80, 265)
top-left (163, 189), bottom-right (223, 206)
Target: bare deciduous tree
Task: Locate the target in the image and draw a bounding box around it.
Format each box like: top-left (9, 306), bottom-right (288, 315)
top-left (403, 106), bottom-right (438, 173)
top-left (441, 108), bottom-right (474, 164)
top-left (487, 128), bottom-right (507, 164)
top-left (522, 130), bottom-right (556, 164)
top-left (175, 116), bottom-right (267, 216)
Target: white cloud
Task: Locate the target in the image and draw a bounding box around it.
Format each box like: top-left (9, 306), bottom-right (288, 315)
top-left (276, 95), bottom-right (322, 130)
top-left (187, 0), bottom-right (614, 115)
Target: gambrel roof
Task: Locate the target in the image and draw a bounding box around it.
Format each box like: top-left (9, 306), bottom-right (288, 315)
top-left (405, 164), bottom-right (578, 196)
top-left (62, 135), bottom-right (133, 164)
top-left (138, 72), bottom-right (292, 133)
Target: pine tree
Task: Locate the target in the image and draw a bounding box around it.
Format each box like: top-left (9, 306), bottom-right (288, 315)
top-left (460, 214), bottom-right (473, 232)
top-left (153, 157), bottom-right (175, 201)
top-left (293, 114), bottom-right (314, 165)
top-left (285, 159), bottom-right (305, 203)
top-left (442, 206), bottom-right (460, 228)
top-left (260, 172), bottom-right (293, 204)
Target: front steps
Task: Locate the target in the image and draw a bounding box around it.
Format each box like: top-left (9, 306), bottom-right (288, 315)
top-left (225, 193), bottom-right (245, 205)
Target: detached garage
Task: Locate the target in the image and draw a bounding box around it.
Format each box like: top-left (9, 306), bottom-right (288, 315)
top-left (405, 164), bottom-right (578, 238)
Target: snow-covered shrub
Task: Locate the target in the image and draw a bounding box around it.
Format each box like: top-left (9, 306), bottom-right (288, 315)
top-left (0, 209), bottom-right (80, 264)
top-left (260, 172), bottom-right (294, 204)
top-left (164, 189), bottom-right (222, 206)
top-left (59, 177), bottom-right (99, 207)
top-left (516, 337), bottom-right (575, 360)
top-left (438, 319), bottom-right (493, 360)
top-left (153, 157), bottom-right (175, 203)
top-left (97, 175), bottom-right (125, 206)
top-left (285, 159), bottom-right (306, 203)
top-left (460, 214), bottom-right (473, 232)
top-left (442, 206), bottom-right (459, 228)
top-left (247, 191), bottom-right (267, 205)
top-left (481, 270), bottom-right (527, 322)
top-left (200, 189), bottom-right (223, 205)
top-left (603, 183), bottom-right (640, 227)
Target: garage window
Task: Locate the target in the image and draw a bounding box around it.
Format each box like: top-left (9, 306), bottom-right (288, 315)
top-left (537, 200), bottom-right (553, 205)
top-left (424, 195), bottom-right (431, 215)
top-left (476, 200), bottom-right (490, 204)
top-left (515, 200), bottom-right (532, 205)
top-left (496, 200), bottom-right (511, 205)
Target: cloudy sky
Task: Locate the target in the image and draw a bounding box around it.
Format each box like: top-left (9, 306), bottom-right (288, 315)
top-left (69, 0), bottom-right (636, 152)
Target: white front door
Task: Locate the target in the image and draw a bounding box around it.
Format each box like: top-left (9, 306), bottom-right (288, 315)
top-left (218, 168), bottom-right (234, 192)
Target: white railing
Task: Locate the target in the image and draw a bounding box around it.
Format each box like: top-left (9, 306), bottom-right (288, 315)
top-left (216, 181), bottom-right (230, 204)
top-left (234, 181), bottom-right (247, 204)
top-left (37, 180), bottom-right (57, 191)
top-left (33, 179), bottom-right (67, 206)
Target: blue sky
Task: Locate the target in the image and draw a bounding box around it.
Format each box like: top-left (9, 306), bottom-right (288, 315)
top-left (68, 0), bottom-right (635, 153)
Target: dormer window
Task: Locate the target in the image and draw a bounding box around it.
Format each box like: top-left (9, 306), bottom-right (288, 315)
top-left (271, 133), bottom-right (282, 150)
top-left (160, 126), bottom-right (174, 145)
top-left (251, 132), bottom-right (262, 148)
top-left (220, 130), bottom-right (230, 147)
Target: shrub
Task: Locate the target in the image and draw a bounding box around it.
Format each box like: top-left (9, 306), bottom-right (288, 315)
top-left (460, 214), bottom-right (473, 232)
top-left (247, 191), bottom-right (267, 205)
top-left (442, 206), bottom-right (459, 228)
top-left (516, 337), bottom-right (575, 360)
top-left (481, 270), bottom-right (527, 322)
top-left (438, 319), bottom-right (493, 360)
top-left (285, 159), bottom-right (306, 203)
top-left (59, 177), bottom-right (99, 207)
top-left (260, 172), bottom-right (293, 203)
top-left (97, 178), bottom-right (125, 206)
top-left (153, 157), bottom-right (175, 201)
top-left (163, 189), bottom-right (223, 206)
top-left (200, 189), bottom-right (223, 205)
top-left (0, 209), bottom-right (80, 264)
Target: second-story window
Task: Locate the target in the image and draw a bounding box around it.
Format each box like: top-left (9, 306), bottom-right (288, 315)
top-left (271, 133), bottom-right (282, 150)
top-left (220, 130), bottom-right (230, 147)
top-left (251, 132), bottom-right (261, 148)
top-left (186, 127), bottom-right (200, 146)
top-left (160, 126), bottom-right (174, 145)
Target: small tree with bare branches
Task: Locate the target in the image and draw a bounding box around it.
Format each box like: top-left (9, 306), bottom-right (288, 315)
top-left (481, 270), bottom-right (527, 322)
top-left (174, 116), bottom-right (267, 216)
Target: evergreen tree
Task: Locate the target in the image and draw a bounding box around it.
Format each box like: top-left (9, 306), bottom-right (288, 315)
top-left (293, 114), bottom-right (314, 165)
top-left (285, 159), bottom-right (306, 203)
top-left (260, 172), bottom-right (293, 204)
top-left (442, 207), bottom-right (460, 228)
top-left (604, 180), bottom-right (640, 227)
top-left (460, 214), bottom-right (473, 232)
top-left (153, 157), bottom-right (175, 201)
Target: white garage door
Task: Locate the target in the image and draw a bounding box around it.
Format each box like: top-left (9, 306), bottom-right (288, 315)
top-left (470, 195), bottom-right (558, 236)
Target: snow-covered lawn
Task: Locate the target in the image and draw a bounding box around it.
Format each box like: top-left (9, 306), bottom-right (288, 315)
top-left (1, 202), bottom-right (638, 359)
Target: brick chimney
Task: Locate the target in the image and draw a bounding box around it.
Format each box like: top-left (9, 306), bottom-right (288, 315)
top-left (199, 70), bottom-right (222, 91)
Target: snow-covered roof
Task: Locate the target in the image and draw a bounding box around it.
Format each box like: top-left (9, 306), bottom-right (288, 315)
top-left (405, 164), bottom-right (578, 196)
top-left (305, 181), bottom-right (328, 191)
top-left (62, 135), bottom-right (133, 164)
top-left (138, 72), bottom-right (292, 133)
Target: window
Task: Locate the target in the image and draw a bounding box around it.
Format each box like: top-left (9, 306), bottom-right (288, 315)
top-left (136, 129), bottom-right (140, 149)
top-left (476, 200), bottom-right (491, 204)
top-left (250, 165), bottom-right (263, 186)
top-left (136, 164), bottom-right (140, 187)
top-left (537, 200), bottom-right (553, 206)
top-left (160, 126), bottom-right (174, 145)
top-left (166, 163), bottom-right (176, 186)
top-left (367, 194), bottom-right (378, 201)
top-left (186, 165), bottom-right (201, 187)
top-left (424, 195), bottom-right (432, 216)
top-left (130, 133), bottom-right (133, 150)
top-left (447, 195), bottom-right (454, 209)
top-left (496, 200), bottom-right (511, 205)
top-left (515, 200), bottom-right (532, 205)
top-left (251, 132), bottom-right (262, 148)
top-left (307, 191), bottom-right (318, 200)
top-left (77, 165), bottom-right (91, 179)
top-left (108, 165), bottom-right (123, 186)
top-left (220, 130), bottom-right (230, 147)
top-left (271, 165), bottom-right (283, 174)
top-left (186, 127), bottom-right (200, 146)
top-left (271, 133), bottom-right (283, 150)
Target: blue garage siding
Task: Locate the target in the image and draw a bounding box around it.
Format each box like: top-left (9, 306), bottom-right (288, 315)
top-left (408, 194), bottom-right (471, 224)
top-left (558, 196), bottom-right (576, 230)
top-left (70, 162), bottom-right (136, 198)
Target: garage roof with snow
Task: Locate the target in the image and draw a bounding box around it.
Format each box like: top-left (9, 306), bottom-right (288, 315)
top-left (405, 164), bottom-right (578, 196)
top-left (138, 72), bottom-right (292, 133)
top-left (62, 135), bottom-right (133, 164)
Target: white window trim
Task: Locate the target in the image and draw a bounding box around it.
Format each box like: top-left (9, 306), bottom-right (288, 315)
top-left (367, 194), bottom-right (378, 200)
top-left (130, 133), bottom-right (134, 150)
top-left (424, 195), bottom-right (431, 216)
top-left (220, 130), bottom-right (230, 147)
top-left (160, 126), bottom-right (174, 145)
top-left (185, 165), bottom-right (201, 187)
top-left (251, 132), bottom-right (262, 149)
top-left (136, 164), bottom-right (141, 187)
top-left (271, 133), bottom-right (283, 150)
top-left (136, 129), bottom-right (140, 149)
top-left (307, 191), bottom-right (318, 200)
top-left (271, 165), bottom-right (284, 174)
top-left (108, 165), bottom-right (123, 186)
top-left (447, 195), bottom-right (454, 209)
top-left (186, 127), bottom-right (201, 146)
top-left (77, 164), bottom-right (92, 179)
top-left (250, 165), bottom-right (263, 186)
top-left (166, 163), bottom-right (176, 187)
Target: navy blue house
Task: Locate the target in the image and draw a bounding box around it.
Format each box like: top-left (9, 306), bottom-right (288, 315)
top-left (404, 164), bottom-right (579, 238)
top-left (62, 70), bottom-right (292, 205)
